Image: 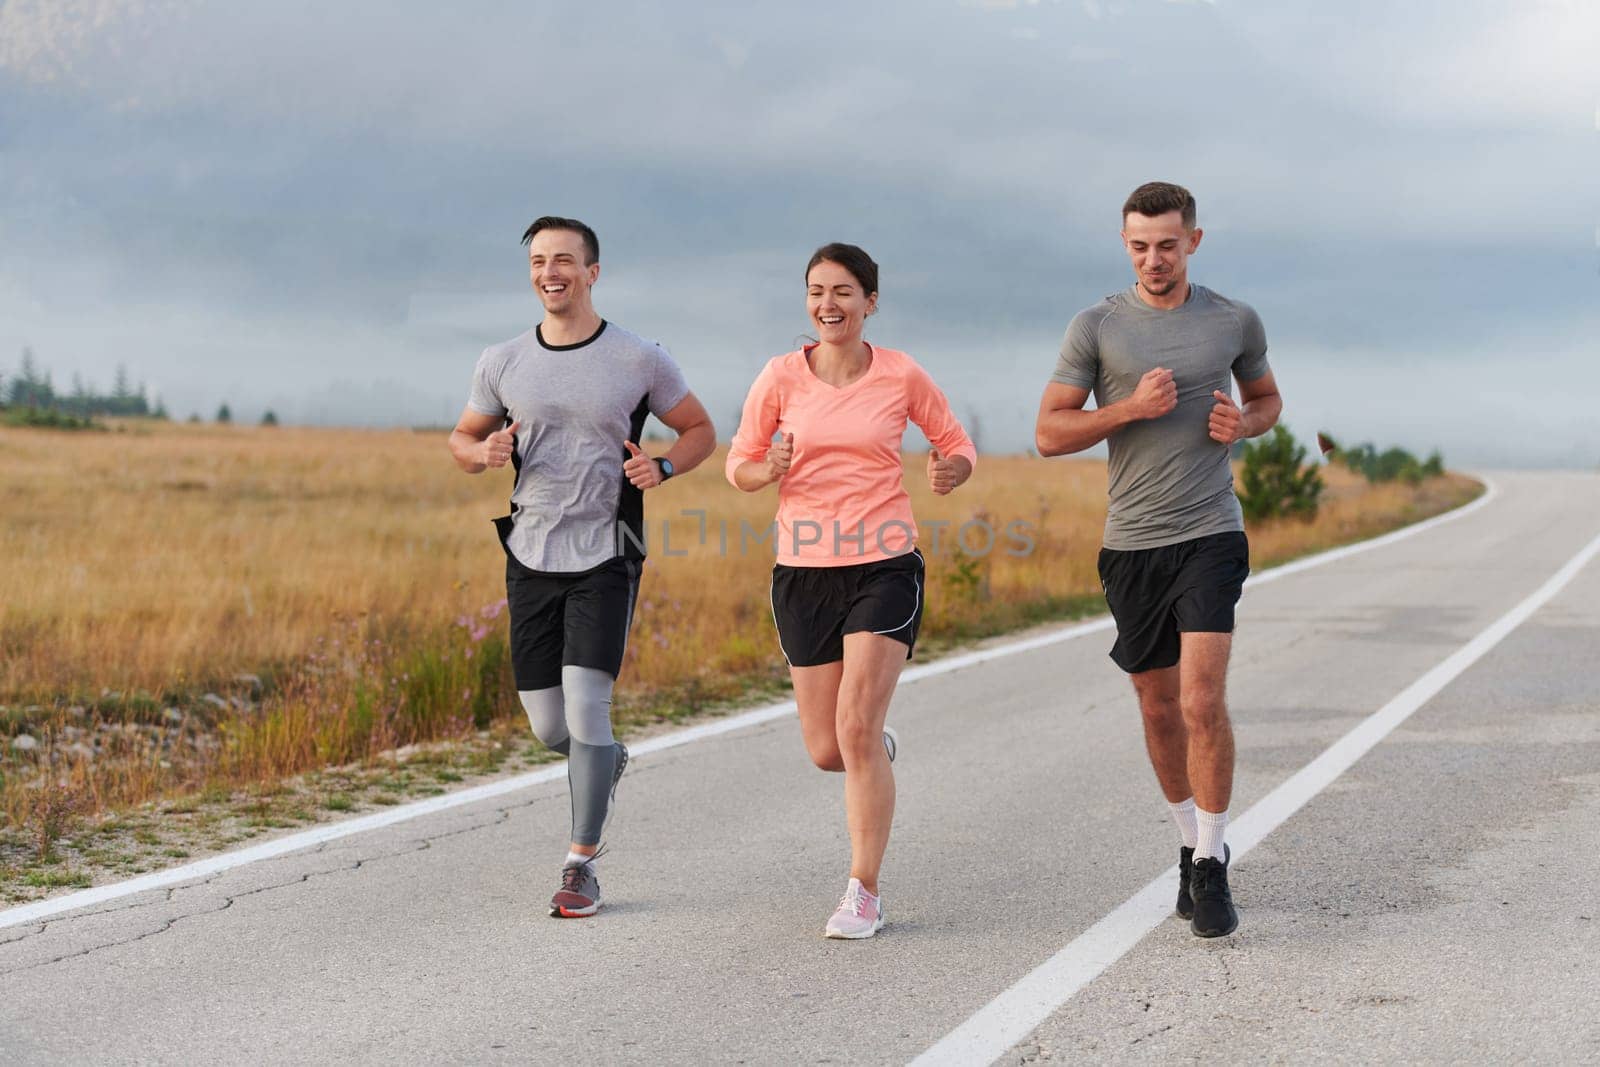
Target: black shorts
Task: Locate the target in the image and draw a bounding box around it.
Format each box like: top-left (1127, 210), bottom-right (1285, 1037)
top-left (505, 555), bottom-right (641, 691)
top-left (1097, 531), bottom-right (1250, 674)
top-left (770, 549), bottom-right (925, 668)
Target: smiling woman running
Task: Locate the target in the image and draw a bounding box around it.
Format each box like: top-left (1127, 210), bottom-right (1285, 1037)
top-left (727, 243), bottom-right (977, 939)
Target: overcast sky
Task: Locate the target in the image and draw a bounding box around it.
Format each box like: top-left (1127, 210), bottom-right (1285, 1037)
top-left (1, 0), bottom-right (1595, 465)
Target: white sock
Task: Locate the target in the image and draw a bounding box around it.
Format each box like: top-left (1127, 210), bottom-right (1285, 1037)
top-left (1169, 797), bottom-right (1199, 849)
top-left (1195, 807), bottom-right (1228, 862)
top-left (565, 850), bottom-right (596, 868)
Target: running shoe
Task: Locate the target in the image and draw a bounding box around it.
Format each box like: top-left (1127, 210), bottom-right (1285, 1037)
top-left (882, 726), bottom-right (899, 764)
top-left (1176, 845), bottom-right (1195, 920)
top-left (549, 845), bottom-right (607, 918)
top-left (823, 877), bottom-right (884, 939)
top-left (1189, 844), bottom-right (1236, 938)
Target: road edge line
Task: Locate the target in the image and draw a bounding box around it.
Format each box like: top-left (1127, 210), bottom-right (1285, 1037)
top-left (912, 508), bottom-right (1596, 1067)
top-left (0, 477), bottom-right (1497, 931)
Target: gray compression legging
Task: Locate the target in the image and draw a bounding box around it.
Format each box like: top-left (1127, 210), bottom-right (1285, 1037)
top-left (519, 665), bottom-right (619, 847)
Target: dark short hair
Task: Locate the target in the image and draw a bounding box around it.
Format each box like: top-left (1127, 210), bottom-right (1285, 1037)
top-left (521, 216), bottom-right (599, 264)
top-left (805, 242), bottom-right (879, 295)
top-left (1122, 182), bottom-right (1196, 229)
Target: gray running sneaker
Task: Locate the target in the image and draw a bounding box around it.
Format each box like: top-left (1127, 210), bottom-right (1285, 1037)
top-left (882, 726), bottom-right (899, 764)
top-left (549, 845), bottom-right (607, 918)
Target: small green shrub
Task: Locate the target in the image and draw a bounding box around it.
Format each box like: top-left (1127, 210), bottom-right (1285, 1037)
top-left (1240, 425), bottom-right (1324, 521)
top-left (1323, 435), bottom-right (1446, 485)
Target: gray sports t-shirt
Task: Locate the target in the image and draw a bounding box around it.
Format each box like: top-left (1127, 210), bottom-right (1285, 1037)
top-left (468, 320), bottom-right (690, 573)
top-left (1053, 285), bottom-right (1270, 551)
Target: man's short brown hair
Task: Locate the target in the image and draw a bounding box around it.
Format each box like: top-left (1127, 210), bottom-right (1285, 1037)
top-left (521, 216), bottom-right (600, 265)
top-left (1122, 182), bottom-right (1196, 229)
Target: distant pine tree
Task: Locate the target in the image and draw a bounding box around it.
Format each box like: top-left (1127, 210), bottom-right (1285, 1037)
top-left (216, 403), bottom-right (233, 424)
top-left (260, 410), bottom-right (279, 427)
top-left (7, 349), bottom-right (166, 419)
top-left (9, 348), bottom-right (55, 408)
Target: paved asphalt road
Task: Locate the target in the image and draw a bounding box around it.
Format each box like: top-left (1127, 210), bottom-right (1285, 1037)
top-left (2, 471), bottom-right (1597, 1065)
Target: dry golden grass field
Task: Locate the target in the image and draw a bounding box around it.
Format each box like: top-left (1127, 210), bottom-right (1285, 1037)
top-left (0, 421), bottom-right (1479, 844)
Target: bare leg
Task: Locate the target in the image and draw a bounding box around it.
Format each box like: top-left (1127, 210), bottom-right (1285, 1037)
top-left (792, 661), bottom-right (846, 772)
top-left (1131, 664), bottom-right (1191, 802)
top-left (836, 632), bottom-right (906, 895)
top-left (1178, 632), bottom-right (1235, 813)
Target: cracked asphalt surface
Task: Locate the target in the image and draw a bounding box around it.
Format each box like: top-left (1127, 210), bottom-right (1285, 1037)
top-left (2, 471), bottom-right (1597, 1065)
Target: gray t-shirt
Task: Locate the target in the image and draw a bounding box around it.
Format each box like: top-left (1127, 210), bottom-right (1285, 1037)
top-left (468, 320), bottom-right (690, 573)
top-left (1053, 285), bottom-right (1270, 551)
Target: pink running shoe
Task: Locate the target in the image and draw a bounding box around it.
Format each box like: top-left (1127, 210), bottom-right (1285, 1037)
top-left (823, 878), bottom-right (884, 939)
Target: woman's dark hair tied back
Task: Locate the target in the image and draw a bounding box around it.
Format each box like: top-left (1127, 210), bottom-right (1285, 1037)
top-left (806, 242), bottom-right (878, 295)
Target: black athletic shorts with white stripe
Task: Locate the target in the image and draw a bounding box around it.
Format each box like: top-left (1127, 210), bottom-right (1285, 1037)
top-left (504, 554), bottom-right (641, 690)
top-left (770, 549), bottom-right (925, 668)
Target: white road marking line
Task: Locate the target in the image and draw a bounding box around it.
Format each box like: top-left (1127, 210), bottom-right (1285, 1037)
top-left (912, 520), bottom-right (1600, 1067)
top-left (1243, 474), bottom-right (1497, 590)
top-left (0, 479), bottom-right (1497, 932)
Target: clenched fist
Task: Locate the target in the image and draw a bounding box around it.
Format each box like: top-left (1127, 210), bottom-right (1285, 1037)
top-left (765, 432), bottom-right (795, 481)
top-left (928, 448), bottom-right (959, 495)
top-left (1208, 390), bottom-right (1243, 444)
top-left (481, 420), bottom-right (520, 468)
top-left (623, 440), bottom-right (663, 489)
top-left (1131, 368), bottom-right (1178, 420)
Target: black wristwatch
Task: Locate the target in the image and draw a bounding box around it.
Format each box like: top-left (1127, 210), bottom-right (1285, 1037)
top-left (654, 457), bottom-right (675, 481)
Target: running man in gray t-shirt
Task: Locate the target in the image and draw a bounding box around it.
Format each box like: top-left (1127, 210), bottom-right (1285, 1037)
top-left (449, 216), bottom-right (715, 919)
top-left (1035, 182), bottom-right (1283, 940)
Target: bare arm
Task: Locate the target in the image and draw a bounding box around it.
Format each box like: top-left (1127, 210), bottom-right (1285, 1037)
top-left (1208, 368), bottom-right (1283, 444)
top-left (1034, 368), bottom-right (1178, 457)
top-left (448, 407), bottom-right (517, 474)
top-left (654, 391), bottom-right (717, 474)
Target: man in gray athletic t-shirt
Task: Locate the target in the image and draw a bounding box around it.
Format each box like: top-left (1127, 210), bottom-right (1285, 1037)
top-left (1035, 182), bottom-right (1282, 940)
top-left (449, 216), bottom-right (715, 919)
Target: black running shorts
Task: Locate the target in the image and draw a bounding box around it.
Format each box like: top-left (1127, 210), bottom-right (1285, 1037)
top-left (505, 555), bottom-right (641, 690)
top-left (770, 549), bottom-right (925, 668)
top-left (1097, 531), bottom-right (1250, 674)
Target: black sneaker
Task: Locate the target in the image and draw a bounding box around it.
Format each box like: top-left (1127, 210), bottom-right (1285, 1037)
top-left (1176, 846), bottom-right (1195, 920)
top-left (1189, 844), bottom-right (1237, 938)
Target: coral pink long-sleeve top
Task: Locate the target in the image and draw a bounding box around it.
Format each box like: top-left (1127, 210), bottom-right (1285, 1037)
top-left (726, 344), bottom-right (977, 567)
